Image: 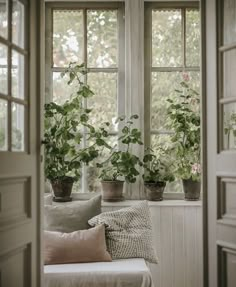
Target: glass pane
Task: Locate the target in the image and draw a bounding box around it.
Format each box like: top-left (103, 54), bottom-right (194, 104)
top-left (186, 9), bottom-right (200, 67)
top-left (223, 49), bottom-right (236, 98)
top-left (0, 0), bottom-right (7, 39)
top-left (223, 103), bottom-right (236, 150)
top-left (0, 99), bottom-right (8, 151)
top-left (224, 0), bottom-right (236, 45)
top-left (87, 73), bottom-right (117, 130)
top-left (12, 103), bottom-right (24, 151)
top-left (151, 72), bottom-right (182, 130)
top-left (0, 43), bottom-right (8, 95)
top-left (151, 134), bottom-right (182, 192)
top-left (87, 136), bottom-right (118, 192)
top-left (12, 0), bottom-right (25, 49)
top-left (152, 9), bottom-right (182, 67)
top-left (12, 50), bottom-right (25, 99)
top-left (87, 10), bottom-right (118, 68)
top-left (52, 72), bottom-right (79, 104)
top-left (151, 71), bottom-right (200, 130)
top-left (53, 10), bottom-right (84, 67)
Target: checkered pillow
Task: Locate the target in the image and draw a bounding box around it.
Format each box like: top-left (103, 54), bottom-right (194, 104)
top-left (88, 201), bottom-right (158, 263)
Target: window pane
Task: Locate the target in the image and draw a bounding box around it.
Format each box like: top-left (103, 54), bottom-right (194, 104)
top-left (86, 136), bottom-right (118, 192)
top-left (223, 103), bottom-right (236, 150)
top-left (0, 99), bottom-right (8, 151)
top-left (53, 10), bottom-right (84, 67)
top-left (52, 72), bottom-right (79, 104)
top-left (151, 134), bottom-right (182, 192)
top-left (12, 103), bottom-right (24, 151)
top-left (223, 49), bottom-right (236, 98)
top-left (87, 10), bottom-right (118, 68)
top-left (12, 50), bottom-right (25, 99)
top-left (152, 9), bottom-right (182, 67)
top-left (0, 0), bottom-right (7, 39)
top-left (87, 73), bottom-right (117, 130)
top-left (12, 0), bottom-right (25, 49)
top-left (186, 9), bottom-right (200, 67)
top-left (0, 43), bottom-right (8, 95)
top-left (151, 72), bottom-right (182, 130)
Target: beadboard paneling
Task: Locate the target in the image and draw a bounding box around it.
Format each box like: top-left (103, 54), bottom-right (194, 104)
top-left (102, 201), bottom-right (203, 287)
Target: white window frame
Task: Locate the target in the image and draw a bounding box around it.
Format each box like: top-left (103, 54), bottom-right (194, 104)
top-left (144, 2), bottom-right (200, 195)
top-left (45, 2), bottom-right (125, 193)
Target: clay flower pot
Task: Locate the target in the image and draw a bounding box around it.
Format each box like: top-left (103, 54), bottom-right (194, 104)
top-left (50, 177), bottom-right (74, 202)
top-left (101, 180), bottom-right (124, 202)
top-left (182, 179), bottom-right (201, 201)
top-left (144, 181), bottom-right (166, 201)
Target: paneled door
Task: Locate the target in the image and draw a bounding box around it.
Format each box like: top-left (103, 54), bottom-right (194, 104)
top-left (0, 0), bottom-right (41, 286)
top-left (206, 0), bottom-right (236, 286)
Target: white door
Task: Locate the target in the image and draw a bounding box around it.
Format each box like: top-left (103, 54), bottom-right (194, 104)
top-left (206, 0), bottom-right (236, 286)
top-left (0, 0), bottom-right (42, 286)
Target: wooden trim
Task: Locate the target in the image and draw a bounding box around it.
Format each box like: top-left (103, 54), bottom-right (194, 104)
top-left (46, 2), bottom-right (123, 9)
top-left (145, 2), bottom-right (199, 9)
top-left (219, 42), bottom-right (236, 53)
top-left (151, 66), bottom-right (200, 72)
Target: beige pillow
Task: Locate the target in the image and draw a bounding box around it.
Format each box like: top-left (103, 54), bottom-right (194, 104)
top-left (44, 224), bottom-right (112, 265)
top-left (44, 195), bottom-right (101, 232)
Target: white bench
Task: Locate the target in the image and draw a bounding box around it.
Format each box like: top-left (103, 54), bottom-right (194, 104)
top-left (44, 258), bottom-right (154, 287)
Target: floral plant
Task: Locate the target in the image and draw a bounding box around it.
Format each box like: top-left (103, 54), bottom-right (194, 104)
top-left (97, 115), bottom-right (143, 183)
top-left (142, 147), bottom-right (175, 183)
top-left (166, 73), bottom-right (201, 181)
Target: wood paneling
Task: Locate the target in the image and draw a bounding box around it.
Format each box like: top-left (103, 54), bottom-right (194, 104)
top-left (102, 203), bottom-right (203, 287)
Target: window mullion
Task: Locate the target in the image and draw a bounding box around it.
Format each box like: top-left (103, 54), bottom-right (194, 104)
top-left (8, 0), bottom-right (12, 151)
top-left (182, 8), bottom-right (186, 69)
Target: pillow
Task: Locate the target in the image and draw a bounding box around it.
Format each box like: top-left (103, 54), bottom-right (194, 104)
top-left (44, 195), bottom-right (101, 232)
top-left (44, 224), bottom-right (112, 265)
top-left (88, 201), bottom-right (158, 263)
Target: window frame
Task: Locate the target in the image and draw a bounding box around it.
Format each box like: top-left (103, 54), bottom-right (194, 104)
top-left (144, 2), bottom-right (200, 194)
top-left (45, 2), bottom-right (125, 192)
top-left (0, 0), bottom-right (29, 153)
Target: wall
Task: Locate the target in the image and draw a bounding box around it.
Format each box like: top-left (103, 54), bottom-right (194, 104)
top-left (102, 200), bottom-right (203, 287)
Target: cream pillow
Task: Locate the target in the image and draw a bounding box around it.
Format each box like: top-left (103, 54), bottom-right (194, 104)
top-left (44, 224), bottom-right (111, 265)
top-left (44, 195), bottom-right (101, 232)
top-left (88, 201), bottom-right (158, 264)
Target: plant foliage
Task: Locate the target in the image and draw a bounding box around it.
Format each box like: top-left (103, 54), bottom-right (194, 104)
top-left (97, 115), bottom-right (143, 183)
top-left (43, 62), bottom-right (110, 182)
top-left (166, 75), bottom-right (201, 181)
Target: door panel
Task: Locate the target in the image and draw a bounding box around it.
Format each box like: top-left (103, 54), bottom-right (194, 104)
top-left (206, 0), bottom-right (236, 286)
top-left (0, 0), bottom-right (41, 286)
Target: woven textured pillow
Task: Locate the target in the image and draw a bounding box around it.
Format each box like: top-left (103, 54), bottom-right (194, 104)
top-left (88, 201), bottom-right (158, 263)
top-left (44, 195), bottom-right (101, 232)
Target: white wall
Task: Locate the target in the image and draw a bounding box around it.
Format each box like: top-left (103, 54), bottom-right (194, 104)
top-left (103, 201), bottom-right (203, 287)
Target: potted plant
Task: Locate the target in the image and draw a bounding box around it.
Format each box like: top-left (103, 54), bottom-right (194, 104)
top-left (166, 73), bottom-right (201, 200)
top-left (43, 62), bottom-right (110, 202)
top-left (97, 115), bottom-right (143, 202)
top-left (142, 147), bottom-right (175, 201)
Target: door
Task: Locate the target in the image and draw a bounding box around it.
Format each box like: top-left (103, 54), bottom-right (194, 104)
top-left (0, 0), bottom-right (42, 286)
top-left (206, 0), bottom-right (236, 286)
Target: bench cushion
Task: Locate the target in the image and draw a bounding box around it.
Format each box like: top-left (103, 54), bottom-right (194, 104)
top-left (44, 258), bottom-right (154, 287)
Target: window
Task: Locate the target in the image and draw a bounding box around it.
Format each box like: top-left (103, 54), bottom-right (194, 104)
top-left (145, 3), bottom-right (200, 192)
top-left (0, 0), bottom-right (28, 152)
top-left (45, 3), bottom-right (125, 192)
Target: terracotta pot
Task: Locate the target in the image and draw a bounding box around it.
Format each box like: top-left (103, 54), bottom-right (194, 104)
top-left (50, 177), bottom-right (74, 202)
top-left (101, 180), bottom-right (124, 202)
top-left (182, 179), bottom-right (201, 201)
top-left (144, 181), bottom-right (166, 201)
